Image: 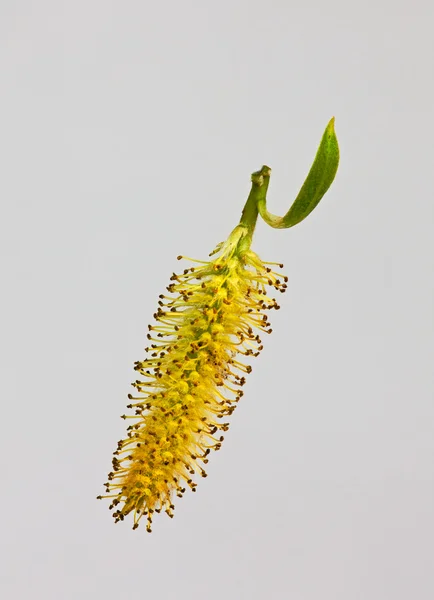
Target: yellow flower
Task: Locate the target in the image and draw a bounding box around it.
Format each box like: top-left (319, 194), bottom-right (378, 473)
top-left (98, 223), bottom-right (287, 532)
top-left (98, 119), bottom-right (340, 531)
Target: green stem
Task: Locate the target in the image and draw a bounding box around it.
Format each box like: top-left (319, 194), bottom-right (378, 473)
top-left (233, 118), bottom-right (339, 254)
top-left (238, 165), bottom-right (271, 253)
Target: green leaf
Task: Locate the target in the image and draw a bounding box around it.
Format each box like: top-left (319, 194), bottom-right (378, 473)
top-left (257, 118), bottom-right (340, 229)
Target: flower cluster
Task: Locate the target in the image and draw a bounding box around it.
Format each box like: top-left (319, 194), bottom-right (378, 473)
top-left (98, 225), bottom-right (287, 531)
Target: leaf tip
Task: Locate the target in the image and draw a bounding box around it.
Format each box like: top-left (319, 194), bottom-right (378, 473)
top-left (327, 116), bottom-right (336, 133)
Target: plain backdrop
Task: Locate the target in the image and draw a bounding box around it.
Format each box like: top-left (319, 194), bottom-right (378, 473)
top-left (1, 1), bottom-right (433, 599)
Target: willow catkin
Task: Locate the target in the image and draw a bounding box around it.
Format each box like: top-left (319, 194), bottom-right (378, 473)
top-left (98, 120), bottom-right (339, 531)
top-left (98, 225), bottom-right (287, 531)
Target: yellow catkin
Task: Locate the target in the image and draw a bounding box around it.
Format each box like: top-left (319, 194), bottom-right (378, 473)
top-left (98, 225), bottom-right (287, 531)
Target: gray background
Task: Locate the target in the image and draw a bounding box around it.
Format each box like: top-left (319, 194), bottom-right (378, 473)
top-left (1, 1), bottom-right (433, 599)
